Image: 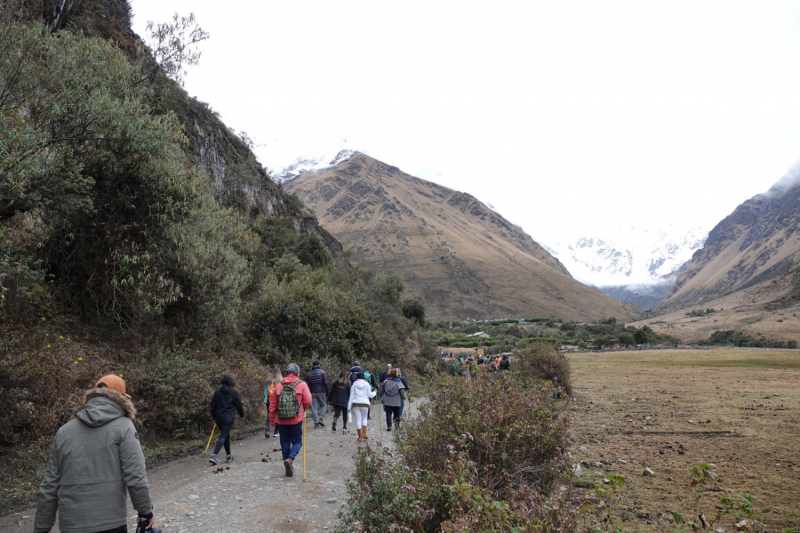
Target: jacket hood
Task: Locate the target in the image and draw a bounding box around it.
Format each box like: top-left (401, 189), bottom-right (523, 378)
top-left (77, 387), bottom-right (136, 427)
top-left (221, 374), bottom-right (236, 388)
top-left (283, 374), bottom-right (301, 385)
top-left (383, 379), bottom-right (402, 395)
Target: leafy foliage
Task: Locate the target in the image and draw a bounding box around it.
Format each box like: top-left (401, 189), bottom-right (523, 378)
top-left (514, 342), bottom-right (573, 395)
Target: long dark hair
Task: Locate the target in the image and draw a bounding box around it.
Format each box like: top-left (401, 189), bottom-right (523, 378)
top-left (221, 374), bottom-right (239, 398)
top-left (337, 370), bottom-right (348, 386)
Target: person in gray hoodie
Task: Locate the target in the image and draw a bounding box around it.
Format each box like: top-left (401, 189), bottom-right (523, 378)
top-left (35, 374), bottom-right (154, 533)
top-left (380, 369), bottom-right (407, 431)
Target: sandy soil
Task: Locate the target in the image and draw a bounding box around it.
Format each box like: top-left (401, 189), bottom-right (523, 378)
top-left (0, 403), bottom-right (408, 533)
top-left (568, 348), bottom-right (800, 531)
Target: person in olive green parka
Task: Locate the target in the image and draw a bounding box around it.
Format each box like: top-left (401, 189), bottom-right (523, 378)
top-left (34, 375), bottom-right (154, 533)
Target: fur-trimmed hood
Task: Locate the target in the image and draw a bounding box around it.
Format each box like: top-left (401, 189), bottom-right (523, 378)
top-left (77, 387), bottom-right (136, 426)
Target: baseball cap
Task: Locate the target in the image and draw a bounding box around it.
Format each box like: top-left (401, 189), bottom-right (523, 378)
top-left (95, 375), bottom-right (130, 398)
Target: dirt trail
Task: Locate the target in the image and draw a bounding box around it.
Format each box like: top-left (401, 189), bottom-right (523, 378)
top-left (0, 405), bottom-right (405, 533)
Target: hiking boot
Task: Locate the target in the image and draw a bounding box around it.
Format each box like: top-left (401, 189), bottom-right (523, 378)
top-left (342, 428), bottom-right (348, 435)
top-left (331, 422), bottom-right (337, 432)
top-left (284, 458), bottom-right (294, 477)
top-left (226, 452), bottom-right (234, 463)
top-left (387, 426), bottom-right (392, 432)
top-left (209, 454), bottom-right (218, 465)
top-left (319, 420), bottom-right (325, 427)
top-left (314, 422), bottom-right (320, 429)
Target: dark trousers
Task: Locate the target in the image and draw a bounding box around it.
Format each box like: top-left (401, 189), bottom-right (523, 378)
top-left (213, 422), bottom-right (232, 455)
top-left (277, 421), bottom-right (303, 460)
top-left (332, 405), bottom-right (347, 429)
top-left (97, 526), bottom-right (127, 533)
top-left (384, 405), bottom-right (400, 429)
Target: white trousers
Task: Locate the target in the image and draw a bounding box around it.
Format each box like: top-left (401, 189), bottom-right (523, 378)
top-left (352, 406), bottom-right (369, 429)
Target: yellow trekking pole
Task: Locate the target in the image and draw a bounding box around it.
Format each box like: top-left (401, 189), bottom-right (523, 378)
top-left (204, 423), bottom-right (217, 454)
top-left (302, 412), bottom-right (307, 482)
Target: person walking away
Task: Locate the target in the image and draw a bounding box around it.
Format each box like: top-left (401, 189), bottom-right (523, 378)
top-left (269, 363), bottom-right (312, 477)
top-left (264, 367), bottom-right (282, 438)
top-left (327, 371), bottom-right (351, 434)
top-left (305, 360), bottom-right (330, 428)
top-left (380, 369), bottom-right (407, 431)
top-left (499, 355), bottom-right (511, 372)
top-left (379, 364), bottom-right (392, 383)
top-left (348, 361), bottom-right (364, 383)
top-left (35, 375), bottom-right (155, 533)
top-left (450, 359), bottom-right (460, 376)
top-left (395, 368), bottom-right (410, 419)
top-left (347, 371), bottom-right (376, 443)
top-left (209, 375), bottom-right (244, 465)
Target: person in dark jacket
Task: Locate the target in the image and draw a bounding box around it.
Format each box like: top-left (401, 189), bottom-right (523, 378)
top-left (305, 360), bottom-right (330, 428)
top-left (209, 375), bottom-right (244, 465)
top-left (35, 374), bottom-right (154, 533)
top-left (349, 361), bottom-right (364, 383)
top-left (327, 371), bottom-right (351, 434)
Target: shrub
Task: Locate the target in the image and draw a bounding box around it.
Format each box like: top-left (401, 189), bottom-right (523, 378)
top-left (514, 342), bottom-right (573, 395)
top-left (396, 371), bottom-right (569, 497)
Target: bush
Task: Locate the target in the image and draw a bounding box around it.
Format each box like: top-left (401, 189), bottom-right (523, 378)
top-left (396, 371), bottom-right (569, 497)
top-left (338, 440), bottom-right (577, 533)
top-left (514, 342), bottom-right (573, 395)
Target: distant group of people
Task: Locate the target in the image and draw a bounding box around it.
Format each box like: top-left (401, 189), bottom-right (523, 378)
top-left (449, 354), bottom-right (511, 376)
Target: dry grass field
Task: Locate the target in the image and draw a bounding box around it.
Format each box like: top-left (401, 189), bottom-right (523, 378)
top-left (568, 348), bottom-right (800, 532)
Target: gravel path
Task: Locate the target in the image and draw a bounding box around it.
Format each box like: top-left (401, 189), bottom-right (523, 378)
top-left (0, 406), bottom-right (406, 533)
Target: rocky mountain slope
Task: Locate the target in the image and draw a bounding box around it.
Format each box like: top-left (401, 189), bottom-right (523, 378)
top-left (657, 166), bottom-right (800, 311)
top-left (286, 154), bottom-right (641, 321)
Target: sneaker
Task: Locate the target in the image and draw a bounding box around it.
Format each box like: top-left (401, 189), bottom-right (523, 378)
top-left (209, 454), bottom-right (218, 465)
top-left (226, 452), bottom-right (234, 463)
top-left (314, 422), bottom-right (320, 429)
top-left (387, 427), bottom-right (392, 432)
top-left (319, 420), bottom-right (325, 427)
top-left (284, 458), bottom-right (294, 477)
top-left (342, 429), bottom-right (348, 435)
top-left (273, 431), bottom-right (279, 438)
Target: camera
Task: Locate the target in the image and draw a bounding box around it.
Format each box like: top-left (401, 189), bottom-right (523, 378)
top-left (136, 522), bottom-right (162, 533)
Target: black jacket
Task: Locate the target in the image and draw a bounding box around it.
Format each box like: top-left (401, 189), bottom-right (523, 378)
top-left (209, 385), bottom-right (244, 425)
top-left (327, 380), bottom-right (351, 407)
top-left (306, 367), bottom-right (330, 395)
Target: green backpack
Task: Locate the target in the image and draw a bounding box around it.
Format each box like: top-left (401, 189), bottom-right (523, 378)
top-left (277, 381), bottom-right (300, 420)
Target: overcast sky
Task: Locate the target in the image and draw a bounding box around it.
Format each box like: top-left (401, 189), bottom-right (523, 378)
top-left (131, 0), bottom-right (800, 255)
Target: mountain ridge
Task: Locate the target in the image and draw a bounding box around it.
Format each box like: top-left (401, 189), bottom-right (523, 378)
top-left (286, 153), bottom-right (642, 321)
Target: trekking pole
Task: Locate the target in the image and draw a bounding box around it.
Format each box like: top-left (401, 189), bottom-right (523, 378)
top-left (302, 411), bottom-right (307, 482)
top-left (375, 369), bottom-right (383, 438)
top-left (204, 423), bottom-right (217, 454)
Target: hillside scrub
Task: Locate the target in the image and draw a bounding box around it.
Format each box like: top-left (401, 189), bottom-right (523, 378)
top-left (515, 342), bottom-right (573, 395)
top-left (699, 330), bottom-right (798, 349)
top-left (0, 21), bottom-right (436, 510)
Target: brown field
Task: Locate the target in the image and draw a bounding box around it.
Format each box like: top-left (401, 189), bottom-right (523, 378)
top-left (568, 348), bottom-right (800, 531)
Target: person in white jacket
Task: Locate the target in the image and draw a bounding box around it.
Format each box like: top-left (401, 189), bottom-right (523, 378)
top-left (347, 371), bottom-right (377, 442)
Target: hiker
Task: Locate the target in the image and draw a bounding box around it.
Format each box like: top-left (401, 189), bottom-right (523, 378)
top-left (305, 360), bottom-right (330, 428)
top-left (379, 363), bottom-right (392, 383)
top-left (395, 367), bottom-right (410, 419)
top-left (327, 370), bottom-right (351, 434)
top-left (264, 367), bottom-right (282, 438)
top-left (34, 375), bottom-right (155, 533)
top-left (347, 371), bottom-right (376, 443)
top-left (499, 355), bottom-right (511, 372)
top-left (348, 360), bottom-right (364, 383)
top-left (209, 374), bottom-right (245, 465)
top-left (269, 363), bottom-right (312, 477)
top-left (380, 369), bottom-right (407, 431)
top-left (450, 359), bottom-right (460, 376)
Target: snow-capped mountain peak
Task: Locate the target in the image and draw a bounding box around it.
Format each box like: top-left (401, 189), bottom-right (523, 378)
top-left (273, 148), bottom-right (359, 183)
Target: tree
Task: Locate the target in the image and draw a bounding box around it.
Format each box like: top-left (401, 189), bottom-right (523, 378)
top-left (144, 12), bottom-right (209, 86)
top-left (402, 299), bottom-right (426, 326)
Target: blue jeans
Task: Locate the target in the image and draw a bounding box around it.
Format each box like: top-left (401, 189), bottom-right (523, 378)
top-left (311, 392), bottom-right (327, 423)
top-left (277, 421), bottom-right (303, 460)
top-left (384, 405), bottom-right (400, 429)
top-left (398, 405), bottom-right (404, 418)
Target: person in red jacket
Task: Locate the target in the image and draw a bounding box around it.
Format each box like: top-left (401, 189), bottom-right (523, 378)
top-left (268, 363), bottom-right (312, 477)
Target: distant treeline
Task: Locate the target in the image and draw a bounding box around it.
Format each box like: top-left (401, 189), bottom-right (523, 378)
top-left (700, 330), bottom-right (797, 349)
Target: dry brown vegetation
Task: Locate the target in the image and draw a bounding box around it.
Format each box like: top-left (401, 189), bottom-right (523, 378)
top-left (568, 348), bottom-right (800, 531)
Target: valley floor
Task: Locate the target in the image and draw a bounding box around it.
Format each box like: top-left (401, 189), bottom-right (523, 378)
top-left (568, 348), bottom-right (800, 531)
